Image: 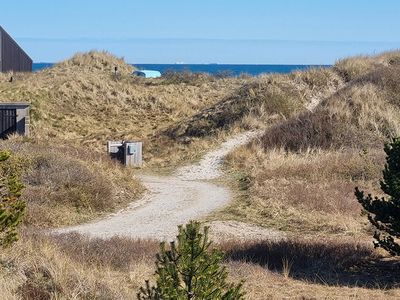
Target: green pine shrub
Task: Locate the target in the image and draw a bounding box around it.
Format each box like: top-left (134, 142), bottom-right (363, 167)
top-left (137, 221), bottom-right (244, 300)
top-left (0, 150), bottom-right (26, 247)
top-left (355, 138), bottom-right (400, 256)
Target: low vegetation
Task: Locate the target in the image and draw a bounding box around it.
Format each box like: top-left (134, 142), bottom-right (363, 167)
top-left (261, 76), bottom-right (400, 151)
top-left (2, 50), bottom-right (400, 298)
top-left (222, 50), bottom-right (400, 238)
top-left (165, 67), bottom-right (341, 148)
top-left (0, 150), bottom-right (25, 247)
top-left (0, 51), bottom-right (244, 167)
top-left (224, 146), bottom-right (384, 235)
top-left (356, 138), bottom-right (400, 256)
top-left (0, 136), bottom-right (143, 228)
top-left (0, 51), bottom-right (343, 168)
top-left (0, 232), bottom-right (158, 299)
top-left (1, 230), bottom-right (399, 299)
top-left (138, 221), bottom-right (244, 300)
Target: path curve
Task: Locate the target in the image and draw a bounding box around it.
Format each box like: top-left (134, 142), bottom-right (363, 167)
top-left (56, 131), bottom-right (262, 241)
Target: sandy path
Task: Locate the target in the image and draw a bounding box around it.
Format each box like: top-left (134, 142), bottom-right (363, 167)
top-left (176, 131), bottom-right (262, 181)
top-left (56, 131), bottom-right (263, 241)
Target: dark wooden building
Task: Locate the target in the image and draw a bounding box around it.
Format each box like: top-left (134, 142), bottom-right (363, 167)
top-left (0, 102), bottom-right (30, 139)
top-left (0, 26), bottom-right (32, 72)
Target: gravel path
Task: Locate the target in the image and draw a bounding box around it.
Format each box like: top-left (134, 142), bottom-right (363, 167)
top-left (176, 131), bottom-right (262, 181)
top-left (56, 131), bottom-right (264, 241)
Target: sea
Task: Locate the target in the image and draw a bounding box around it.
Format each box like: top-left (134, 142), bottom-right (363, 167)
top-left (33, 63), bottom-right (330, 77)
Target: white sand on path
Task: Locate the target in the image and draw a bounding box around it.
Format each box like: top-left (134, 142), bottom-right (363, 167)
top-left (55, 130), bottom-right (281, 241)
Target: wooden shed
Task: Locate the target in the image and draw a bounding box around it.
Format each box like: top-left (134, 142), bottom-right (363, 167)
top-left (0, 103), bottom-right (30, 139)
top-left (0, 26), bottom-right (32, 72)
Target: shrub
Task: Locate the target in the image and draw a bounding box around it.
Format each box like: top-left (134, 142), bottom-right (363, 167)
top-left (333, 56), bottom-right (377, 82)
top-left (24, 154), bottom-right (112, 211)
top-left (355, 138), bottom-right (400, 256)
top-left (261, 82), bottom-right (400, 151)
top-left (358, 65), bottom-right (400, 106)
top-left (166, 80), bottom-right (301, 140)
top-left (0, 150), bottom-right (25, 247)
top-left (162, 70), bottom-right (214, 85)
top-left (137, 221), bottom-right (244, 300)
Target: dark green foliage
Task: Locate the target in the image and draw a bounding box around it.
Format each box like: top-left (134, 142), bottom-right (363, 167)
top-left (355, 138), bottom-right (400, 256)
top-left (0, 150), bottom-right (26, 247)
top-left (137, 221), bottom-right (244, 300)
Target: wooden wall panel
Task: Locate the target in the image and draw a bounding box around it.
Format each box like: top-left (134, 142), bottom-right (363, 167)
top-left (0, 26), bottom-right (32, 72)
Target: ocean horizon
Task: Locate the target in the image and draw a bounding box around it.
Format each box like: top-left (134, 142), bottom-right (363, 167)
top-left (33, 63), bottom-right (331, 76)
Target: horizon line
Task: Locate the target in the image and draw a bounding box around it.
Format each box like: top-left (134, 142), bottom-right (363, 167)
top-left (33, 62), bottom-right (333, 66)
top-left (18, 37), bottom-right (400, 45)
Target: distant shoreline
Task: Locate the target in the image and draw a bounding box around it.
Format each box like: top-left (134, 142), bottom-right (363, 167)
top-left (33, 62), bottom-right (331, 76)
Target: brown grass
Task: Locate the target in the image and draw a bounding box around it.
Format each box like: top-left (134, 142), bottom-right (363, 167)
top-left (223, 236), bottom-right (400, 299)
top-left (261, 82), bottom-right (400, 151)
top-left (334, 51), bottom-right (400, 82)
top-left (0, 231), bottom-right (157, 299)
top-left (0, 51), bottom-right (343, 169)
top-left (260, 55), bottom-right (400, 152)
top-left (222, 238), bottom-right (387, 286)
top-left (2, 50), bottom-right (400, 299)
top-left (160, 70), bottom-right (216, 85)
top-left (0, 136), bottom-right (143, 228)
top-left (56, 50), bottom-right (135, 74)
top-left (49, 232), bottom-right (159, 271)
top-left (220, 51), bottom-right (400, 238)
top-left (1, 50), bottom-right (399, 168)
top-left (166, 68), bottom-right (341, 141)
top-left (0, 51), bottom-right (244, 168)
top-left (151, 66), bottom-right (343, 167)
top-left (223, 143), bottom-right (384, 235)
top-left (227, 261), bottom-right (400, 299)
top-left (1, 231), bottom-right (399, 299)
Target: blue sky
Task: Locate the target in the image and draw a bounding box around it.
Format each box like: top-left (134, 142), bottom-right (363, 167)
top-left (2, 0), bottom-right (400, 64)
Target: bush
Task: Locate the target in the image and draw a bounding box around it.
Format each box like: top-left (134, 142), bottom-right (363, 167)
top-left (162, 70), bottom-right (214, 85)
top-left (166, 80), bottom-right (301, 140)
top-left (138, 221), bottom-right (244, 300)
top-left (0, 150), bottom-right (25, 247)
top-left (261, 81), bottom-right (400, 151)
top-left (356, 138), bottom-right (400, 256)
top-left (25, 154), bottom-right (112, 211)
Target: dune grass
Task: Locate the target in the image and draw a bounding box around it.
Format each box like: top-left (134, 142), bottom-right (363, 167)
top-left (0, 52), bottom-right (344, 169)
top-left (261, 74), bottom-right (400, 151)
top-left (0, 51), bottom-right (244, 167)
top-left (224, 144), bottom-right (383, 236)
top-left (2, 50), bottom-right (400, 299)
top-left (221, 51), bottom-right (400, 240)
top-left (1, 230), bottom-right (399, 299)
top-left (0, 135), bottom-right (143, 228)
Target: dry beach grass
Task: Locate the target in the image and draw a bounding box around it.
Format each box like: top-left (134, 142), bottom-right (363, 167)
top-left (2, 231), bottom-right (399, 299)
top-left (223, 145), bottom-right (385, 236)
top-left (0, 51), bottom-right (244, 167)
top-left (0, 51), bottom-right (342, 168)
top-left (0, 136), bottom-right (143, 228)
top-left (1, 50), bottom-right (400, 298)
top-left (222, 50), bottom-right (400, 238)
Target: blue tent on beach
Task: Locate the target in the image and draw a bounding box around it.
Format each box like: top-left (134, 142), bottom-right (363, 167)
top-left (133, 70), bottom-right (161, 78)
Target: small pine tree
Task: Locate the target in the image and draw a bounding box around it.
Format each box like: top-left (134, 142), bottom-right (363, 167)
top-left (355, 138), bottom-right (400, 256)
top-left (0, 150), bottom-right (25, 247)
top-left (137, 221), bottom-right (244, 300)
